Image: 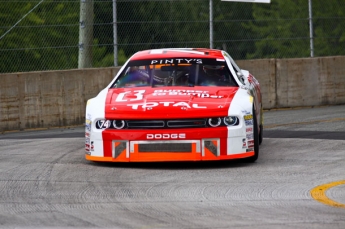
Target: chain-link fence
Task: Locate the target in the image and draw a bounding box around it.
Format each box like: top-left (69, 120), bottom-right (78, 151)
top-left (1, 0), bottom-right (344, 73)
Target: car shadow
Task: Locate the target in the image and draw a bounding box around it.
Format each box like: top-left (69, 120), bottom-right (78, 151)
top-left (86, 159), bottom-right (256, 170)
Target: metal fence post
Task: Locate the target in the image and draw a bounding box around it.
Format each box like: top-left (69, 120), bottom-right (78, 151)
top-left (209, 0), bottom-right (213, 49)
top-left (113, 0), bottom-right (118, 66)
top-left (78, 0), bottom-right (94, 68)
top-left (308, 0), bottom-right (314, 57)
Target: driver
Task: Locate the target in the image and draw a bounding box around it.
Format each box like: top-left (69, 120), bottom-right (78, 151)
top-left (202, 65), bottom-right (226, 78)
top-left (199, 65), bottom-right (227, 85)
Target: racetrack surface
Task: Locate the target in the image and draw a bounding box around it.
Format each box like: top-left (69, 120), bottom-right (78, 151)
top-left (0, 105), bottom-right (344, 229)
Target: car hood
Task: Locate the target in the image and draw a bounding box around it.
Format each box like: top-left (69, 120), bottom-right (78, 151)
top-left (104, 87), bottom-right (240, 119)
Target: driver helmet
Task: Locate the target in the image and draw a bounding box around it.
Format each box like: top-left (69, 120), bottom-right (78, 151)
top-left (202, 65), bottom-right (225, 78)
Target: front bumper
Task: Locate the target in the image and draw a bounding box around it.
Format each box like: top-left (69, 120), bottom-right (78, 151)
top-left (85, 127), bottom-right (254, 162)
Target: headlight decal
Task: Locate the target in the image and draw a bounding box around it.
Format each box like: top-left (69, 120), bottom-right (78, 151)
top-left (208, 118), bottom-right (221, 127)
top-left (96, 119), bottom-right (126, 129)
top-left (96, 117), bottom-right (239, 129)
top-left (223, 116), bottom-right (239, 126)
top-left (113, 120), bottom-right (125, 129)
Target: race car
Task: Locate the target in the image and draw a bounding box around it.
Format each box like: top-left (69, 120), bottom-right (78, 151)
top-left (85, 48), bottom-right (263, 162)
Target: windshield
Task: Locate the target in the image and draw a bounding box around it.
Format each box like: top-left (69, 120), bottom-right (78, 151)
top-left (112, 58), bottom-right (238, 88)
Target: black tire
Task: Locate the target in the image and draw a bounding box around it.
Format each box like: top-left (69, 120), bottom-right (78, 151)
top-left (244, 107), bottom-right (259, 163)
top-left (259, 124), bottom-right (263, 145)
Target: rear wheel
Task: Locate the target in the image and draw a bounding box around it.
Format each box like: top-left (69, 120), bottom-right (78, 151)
top-left (244, 108), bottom-right (259, 163)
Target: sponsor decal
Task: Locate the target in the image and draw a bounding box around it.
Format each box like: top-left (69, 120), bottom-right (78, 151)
top-left (152, 91), bottom-right (223, 98)
top-left (246, 148), bottom-right (254, 152)
top-left (242, 138), bottom-right (247, 148)
top-left (245, 120), bottom-right (253, 126)
top-left (246, 133), bottom-right (254, 140)
top-left (116, 90), bottom-right (145, 102)
top-left (146, 133), bottom-right (186, 139)
top-left (116, 90), bottom-right (223, 102)
top-left (246, 127), bottom-right (253, 133)
top-left (150, 59), bottom-right (203, 65)
top-left (241, 110), bottom-right (251, 115)
top-left (90, 141), bottom-right (94, 151)
top-left (85, 143), bottom-right (90, 152)
top-left (244, 114), bottom-right (253, 120)
top-left (128, 102), bottom-right (207, 110)
top-left (248, 140), bottom-right (254, 148)
top-left (155, 89), bottom-right (208, 94)
top-left (85, 114), bottom-right (92, 131)
top-left (85, 124), bottom-right (91, 132)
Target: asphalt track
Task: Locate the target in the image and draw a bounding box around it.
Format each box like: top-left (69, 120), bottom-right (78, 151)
top-left (0, 105), bottom-right (344, 229)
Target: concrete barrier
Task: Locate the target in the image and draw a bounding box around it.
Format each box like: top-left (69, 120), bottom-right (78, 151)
top-left (237, 59), bottom-right (277, 109)
top-left (237, 56), bottom-right (345, 109)
top-left (1, 56), bottom-right (344, 132)
top-left (0, 67), bottom-right (120, 132)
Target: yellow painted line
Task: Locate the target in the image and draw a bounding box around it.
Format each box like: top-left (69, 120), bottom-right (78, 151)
top-left (310, 180), bottom-right (345, 208)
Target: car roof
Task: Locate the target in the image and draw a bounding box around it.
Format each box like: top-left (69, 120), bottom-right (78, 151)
top-left (130, 48), bottom-right (226, 61)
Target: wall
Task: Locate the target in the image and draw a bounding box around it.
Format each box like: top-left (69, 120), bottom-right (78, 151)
top-left (0, 68), bottom-right (120, 132)
top-left (237, 56), bottom-right (345, 109)
top-left (1, 56), bottom-right (344, 132)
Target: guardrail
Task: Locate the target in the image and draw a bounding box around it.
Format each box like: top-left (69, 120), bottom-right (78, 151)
top-left (1, 56), bottom-right (344, 132)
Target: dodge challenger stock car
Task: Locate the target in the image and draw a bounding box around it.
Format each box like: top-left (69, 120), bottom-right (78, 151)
top-left (85, 48), bottom-right (263, 163)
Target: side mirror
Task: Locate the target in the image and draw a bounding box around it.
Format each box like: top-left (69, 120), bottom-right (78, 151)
top-left (236, 72), bottom-right (246, 85)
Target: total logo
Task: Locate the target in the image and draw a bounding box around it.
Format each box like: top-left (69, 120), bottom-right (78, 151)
top-left (129, 102), bottom-right (207, 110)
top-left (146, 133), bottom-right (186, 139)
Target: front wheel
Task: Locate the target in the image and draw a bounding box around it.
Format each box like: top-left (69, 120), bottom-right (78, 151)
top-left (259, 124), bottom-right (263, 145)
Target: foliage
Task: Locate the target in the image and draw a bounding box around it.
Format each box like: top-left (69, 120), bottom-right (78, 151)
top-left (0, 0), bottom-right (344, 73)
top-left (244, 0), bottom-right (310, 58)
top-left (0, 0), bottom-right (79, 73)
top-left (313, 0), bottom-right (345, 56)
top-left (246, 0), bottom-right (345, 58)
top-left (213, 1), bottom-right (254, 59)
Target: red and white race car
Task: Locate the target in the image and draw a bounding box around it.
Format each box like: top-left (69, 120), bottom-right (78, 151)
top-left (85, 48), bottom-right (263, 162)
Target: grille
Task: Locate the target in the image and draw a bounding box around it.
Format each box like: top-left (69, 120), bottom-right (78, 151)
top-left (167, 119), bottom-right (206, 128)
top-left (126, 119), bottom-right (207, 129)
top-left (138, 143), bottom-right (192, 152)
top-left (127, 120), bottom-right (165, 128)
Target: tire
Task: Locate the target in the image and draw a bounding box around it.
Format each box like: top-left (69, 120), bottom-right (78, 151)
top-left (259, 124), bottom-right (263, 145)
top-left (244, 107), bottom-right (259, 163)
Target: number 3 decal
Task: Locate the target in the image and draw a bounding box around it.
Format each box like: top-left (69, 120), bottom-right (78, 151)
top-left (116, 90), bottom-right (145, 102)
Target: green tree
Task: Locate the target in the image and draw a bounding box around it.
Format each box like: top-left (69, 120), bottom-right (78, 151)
top-left (244, 0), bottom-right (310, 59)
top-left (245, 0), bottom-right (345, 59)
top-left (313, 0), bottom-right (345, 56)
top-left (213, 1), bottom-right (254, 60)
top-left (0, 0), bottom-right (79, 73)
top-left (93, 0), bottom-right (255, 65)
top-left (93, 0), bottom-right (212, 67)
